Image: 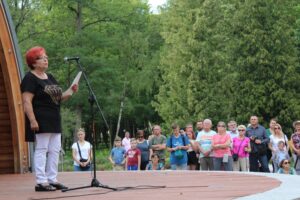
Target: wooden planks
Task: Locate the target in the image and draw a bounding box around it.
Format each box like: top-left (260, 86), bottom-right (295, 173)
top-left (0, 1), bottom-right (28, 174)
top-left (0, 60), bottom-right (14, 174)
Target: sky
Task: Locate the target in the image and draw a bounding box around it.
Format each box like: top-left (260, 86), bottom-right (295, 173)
top-left (148, 0), bottom-right (166, 14)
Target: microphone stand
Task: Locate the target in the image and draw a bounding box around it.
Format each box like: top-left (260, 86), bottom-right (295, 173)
top-left (62, 58), bottom-right (116, 192)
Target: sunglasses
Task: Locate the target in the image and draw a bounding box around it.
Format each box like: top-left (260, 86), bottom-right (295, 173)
top-left (218, 125), bottom-right (225, 127)
top-left (274, 127), bottom-right (281, 130)
top-left (283, 161), bottom-right (290, 164)
top-left (238, 129), bottom-right (245, 132)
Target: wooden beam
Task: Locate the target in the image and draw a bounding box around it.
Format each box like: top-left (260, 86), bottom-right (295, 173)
top-left (0, 2), bottom-right (27, 174)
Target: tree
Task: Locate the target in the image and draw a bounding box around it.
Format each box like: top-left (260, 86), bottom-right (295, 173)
top-left (231, 0), bottom-right (300, 132)
top-left (154, 0), bottom-right (235, 128)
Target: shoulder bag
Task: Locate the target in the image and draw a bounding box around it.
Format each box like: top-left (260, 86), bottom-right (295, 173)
top-left (77, 142), bottom-right (90, 170)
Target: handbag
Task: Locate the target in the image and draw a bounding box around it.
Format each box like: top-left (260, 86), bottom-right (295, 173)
top-left (233, 138), bottom-right (245, 162)
top-left (232, 153), bottom-right (239, 162)
top-left (76, 142), bottom-right (90, 170)
top-left (174, 149), bottom-right (184, 159)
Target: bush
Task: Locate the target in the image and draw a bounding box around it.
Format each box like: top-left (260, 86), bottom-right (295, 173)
top-left (59, 148), bottom-right (113, 171)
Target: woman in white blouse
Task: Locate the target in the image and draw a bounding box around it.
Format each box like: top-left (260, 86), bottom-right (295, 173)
top-left (268, 123), bottom-right (289, 172)
top-left (72, 128), bottom-right (92, 171)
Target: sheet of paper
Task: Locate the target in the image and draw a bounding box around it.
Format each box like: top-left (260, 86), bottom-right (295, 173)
top-left (65, 71), bottom-right (82, 96)
top-left (71, 71), bottom-right (82, 86)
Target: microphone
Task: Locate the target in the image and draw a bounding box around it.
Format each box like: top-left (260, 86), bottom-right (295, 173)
top-left (64, 56), bottom-right (80, 62)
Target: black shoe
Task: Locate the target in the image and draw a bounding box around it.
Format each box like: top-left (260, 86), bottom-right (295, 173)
top-left (35, 184), bottom-right (56, 192)
top-left (50, 182), bottom-right (68, 190)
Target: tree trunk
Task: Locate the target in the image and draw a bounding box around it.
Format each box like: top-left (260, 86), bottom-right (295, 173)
top-left (115, 99), bottom-right (124, 138)
top-left (115, 82), bottom-right (126, 139)
top-left (76, 1), bottom-right (82, 32)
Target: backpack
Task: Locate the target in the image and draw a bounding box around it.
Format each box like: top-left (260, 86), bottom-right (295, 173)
top-left (169, 134), bottom-right (187, 159)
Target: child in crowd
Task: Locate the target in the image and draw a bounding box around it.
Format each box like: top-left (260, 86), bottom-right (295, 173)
top-left (273, 141), bottom-right (290, 172)
top-left (146, 154), bottom-right (164, 170)
top-left (109, 136), bottom-right (126, 171)
top-left (125, 138), bottom-right (141, 170)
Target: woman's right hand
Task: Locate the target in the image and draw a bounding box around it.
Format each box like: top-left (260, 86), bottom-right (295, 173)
top-left (30, 120), bottom-right (39, 131)
top-left (71, 84), bottom-right (78, 92)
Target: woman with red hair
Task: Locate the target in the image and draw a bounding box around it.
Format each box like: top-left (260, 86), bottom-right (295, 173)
top-left (21, 46), bottom-right (78, 191)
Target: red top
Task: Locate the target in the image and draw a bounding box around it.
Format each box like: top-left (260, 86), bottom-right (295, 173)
top-left (126, 148), bottom-right (141, 166)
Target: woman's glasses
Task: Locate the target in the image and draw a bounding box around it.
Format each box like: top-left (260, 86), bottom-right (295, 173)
top-left (283, 161), bottom-right (290, 164)
top-left (238, 129), bottom-right (245, 132)
top-left (36, 56), bottom-right (48, 60)
top-left (274, 127), bottom-right (281, 130)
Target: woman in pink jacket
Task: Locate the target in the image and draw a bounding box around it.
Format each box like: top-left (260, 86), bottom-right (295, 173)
top-left (232, 125), bottom-right (251, 171)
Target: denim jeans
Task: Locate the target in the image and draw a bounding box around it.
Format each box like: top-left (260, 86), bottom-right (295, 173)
top-left (74, 165), bottom-right (91, 171)
top-left (127, 165), bottom-right (138, 170)
top-left (249, 153), bottom-right (270, 172)
top-left (170, 163), bottom-right (188, 170)
top-left (213, 157), bottom-right (233, 171)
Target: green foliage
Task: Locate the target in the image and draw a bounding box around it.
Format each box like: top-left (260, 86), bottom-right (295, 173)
top-left (61, 107), bottom-right (77, 149)
top-left (230, 0), bottom-right (300, 133)
top-left (9, 0), bottom-right (300, 146)
top-left (59, 148), bottom-right (112, 171)
top-left (154, 0), bottom-right (236, 127)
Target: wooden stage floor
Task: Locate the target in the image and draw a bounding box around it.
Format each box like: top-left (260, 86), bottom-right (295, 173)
top-left (0, 171), bottom-right (281, 200)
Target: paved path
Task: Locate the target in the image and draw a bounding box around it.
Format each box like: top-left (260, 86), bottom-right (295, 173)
top-left (237, 172), bottom-right (300, 200)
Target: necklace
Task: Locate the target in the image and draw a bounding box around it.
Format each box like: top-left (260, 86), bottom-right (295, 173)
top-left (31, 70), bottom-right (47, 79)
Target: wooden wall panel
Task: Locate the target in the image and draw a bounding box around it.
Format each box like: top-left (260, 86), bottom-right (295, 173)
top-left (0, 1), bottom-right (28, 174)
top-left (0, 63), bottom-right (13, 174)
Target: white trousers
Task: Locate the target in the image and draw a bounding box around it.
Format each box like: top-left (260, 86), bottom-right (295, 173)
top-left (34, 133), bottom-right (61, 184)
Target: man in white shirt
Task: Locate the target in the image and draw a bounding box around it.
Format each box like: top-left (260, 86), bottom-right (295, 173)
top-left (196, 119), bottom-right (216, 170)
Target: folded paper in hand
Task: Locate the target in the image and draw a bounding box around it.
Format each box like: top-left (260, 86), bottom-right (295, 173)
top-left (65, 71), bottom-right (82, 96)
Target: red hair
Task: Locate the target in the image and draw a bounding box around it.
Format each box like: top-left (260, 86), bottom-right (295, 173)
top-left (25, 46), bottom-right (46, 69)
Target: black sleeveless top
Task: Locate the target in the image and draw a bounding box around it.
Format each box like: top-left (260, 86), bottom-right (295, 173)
top-left (21, 72), bottom-right (62, 142)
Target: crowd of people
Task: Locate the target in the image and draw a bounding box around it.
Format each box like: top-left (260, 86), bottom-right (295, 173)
top-left (105, 116), bottom-right (300, 175)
